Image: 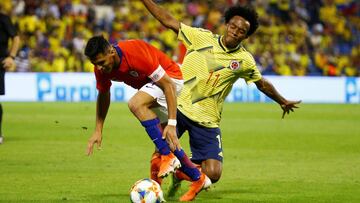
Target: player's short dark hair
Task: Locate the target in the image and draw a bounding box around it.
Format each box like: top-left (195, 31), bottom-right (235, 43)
top-left (224, 6), bottom-right (259, 37)
top-left (84, 35), bottom-right (111, 60)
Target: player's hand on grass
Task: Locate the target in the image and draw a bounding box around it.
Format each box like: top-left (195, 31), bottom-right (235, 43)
top-left (87, 131), bottom-right (102, 156)
top-left (163, 125), bottom-right (181, 151)
top-left (280, 100), bottom-right (301, 119)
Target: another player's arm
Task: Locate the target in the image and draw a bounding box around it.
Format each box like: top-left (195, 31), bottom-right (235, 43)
top-left (8, 35), bottom-right (20, 59)
top-left (141, 0), bottom-right (180, 33)
top-left (2, 35), bottom-right (20, 69)
top-left (255, 77), bottom-right (301, 118)
top-left (1, 14), bottom-right (20, 69)
top-left (155, 74), bottom-right (181, 151)
top-left (87, 90), bottom-right (111, 155)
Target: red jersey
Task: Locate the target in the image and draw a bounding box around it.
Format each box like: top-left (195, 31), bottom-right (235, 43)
top-left (95, 40), bottom-right (183, 93)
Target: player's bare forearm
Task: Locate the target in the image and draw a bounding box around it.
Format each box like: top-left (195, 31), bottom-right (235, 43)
top-left (2, 36), bottom-right (20, 69)
top-left (87, 92), bottom-right (109, 156)
top-left (141, 0), bottom-right (180, 33)
top-left (95, 91), bottom-right (110, 132)
top-left (156, 75), bottom-right (177, 120)
top-left (164, 87), bottom-right (177, 121)
top-left (255, 77), bottom-right (286, 105)
top-left (255, 77), bottom-right (301, 118)
top-left (156, 75), bottom-right (181, 150)
top-left (9, 35), bottom-right (20, 58)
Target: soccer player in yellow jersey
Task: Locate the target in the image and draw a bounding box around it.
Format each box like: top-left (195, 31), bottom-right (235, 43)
top-left (141, 1), bottom-right (301, 201)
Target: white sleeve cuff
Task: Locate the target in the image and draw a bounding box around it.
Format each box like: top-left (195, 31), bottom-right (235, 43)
top-left (149, 65), bottom-right (166, 82)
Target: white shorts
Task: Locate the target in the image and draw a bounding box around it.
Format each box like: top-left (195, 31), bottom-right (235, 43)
top-left (139, 78), bottom-right (184, 123)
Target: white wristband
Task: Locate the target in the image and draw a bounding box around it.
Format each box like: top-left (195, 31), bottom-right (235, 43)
top-left (168, 119), bottom-right (177, 126)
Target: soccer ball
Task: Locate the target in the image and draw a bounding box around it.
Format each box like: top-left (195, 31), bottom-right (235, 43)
top-left (130, 178), bottom-right (165, 203)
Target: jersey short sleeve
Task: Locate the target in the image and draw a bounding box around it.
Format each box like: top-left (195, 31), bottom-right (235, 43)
top-left (121, 40), bottom-right (165, 82)
top-left (121, 40), bottom-right (182, 82)
top-left (94, 67), bottom-right (111, 93)
top-left (238, 52), bottom-right (262, 83)
top-left (178, 23), bottom-right (213, 49)
top-left (148, 65), bottom-right (166, 82)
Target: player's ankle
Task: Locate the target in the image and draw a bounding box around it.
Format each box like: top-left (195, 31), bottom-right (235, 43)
top-left (175, 170), bottom-right (191, 181)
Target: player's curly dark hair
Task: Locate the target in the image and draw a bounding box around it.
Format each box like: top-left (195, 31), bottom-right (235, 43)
top-left (224, 5), bottom-right (259, 37)
top-left (84, 35), bottom-right (111, 60)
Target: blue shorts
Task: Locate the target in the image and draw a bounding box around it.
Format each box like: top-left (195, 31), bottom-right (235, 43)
top-left (176, 110), bottom-right (223, 163)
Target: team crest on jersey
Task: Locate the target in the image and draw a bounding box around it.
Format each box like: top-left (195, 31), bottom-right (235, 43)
top-left (129, 70), bottom-right (139, 77)
top-left (229, 60), bottom-right (241, 71)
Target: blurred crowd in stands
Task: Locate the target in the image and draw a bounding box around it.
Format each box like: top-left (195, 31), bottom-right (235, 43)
top-left (0, 0), bottom-right (359, 76)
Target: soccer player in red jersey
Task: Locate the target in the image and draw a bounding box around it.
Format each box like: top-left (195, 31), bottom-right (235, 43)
top-left (84, 36), bottom-right (208, 188)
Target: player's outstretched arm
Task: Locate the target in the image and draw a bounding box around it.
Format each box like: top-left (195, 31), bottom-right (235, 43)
top-left (141, 0), bottom-right (180, 33)
top-left (87, 91), bottom-right (111, 155)
top-left (255, 77), bottom-right (301, 118)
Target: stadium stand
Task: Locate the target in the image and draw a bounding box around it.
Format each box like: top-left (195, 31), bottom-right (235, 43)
top-left (1, 0), bottom-right (359, 76)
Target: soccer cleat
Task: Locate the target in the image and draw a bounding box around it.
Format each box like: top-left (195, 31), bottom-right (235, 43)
top-left (0, 135), bottom-right (3, 144)
top-left (179, 173), bottom-right (211, 202)
top-left (158, 153), bottom-right (181, 178)
top-left (150, 152), bottom-right (163, 185)
top-left (167, 168), bottom-right (195, 197)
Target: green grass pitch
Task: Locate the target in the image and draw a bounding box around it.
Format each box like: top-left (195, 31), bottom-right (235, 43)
top-left (0, 102), bottom-right (359, 202)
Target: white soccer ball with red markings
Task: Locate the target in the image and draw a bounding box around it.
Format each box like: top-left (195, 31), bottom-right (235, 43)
top-left (130, 178), bottom-right (165, 203)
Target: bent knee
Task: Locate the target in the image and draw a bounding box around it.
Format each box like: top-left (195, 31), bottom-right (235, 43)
top-left (207, 171), bottom-right (221, 183)
top-left (203, 167), bottom-right (222, 183)
top-left (127, 101), bottom-right (135, 113)
top-left (128, 99), bottom-right (141, 114)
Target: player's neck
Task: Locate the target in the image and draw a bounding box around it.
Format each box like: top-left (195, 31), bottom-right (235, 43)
top-left (221, 36), bottom-right (241, 50)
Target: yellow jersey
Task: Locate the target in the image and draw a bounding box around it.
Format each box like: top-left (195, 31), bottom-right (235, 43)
top-left (177, 23), bottom-right (262, 128)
